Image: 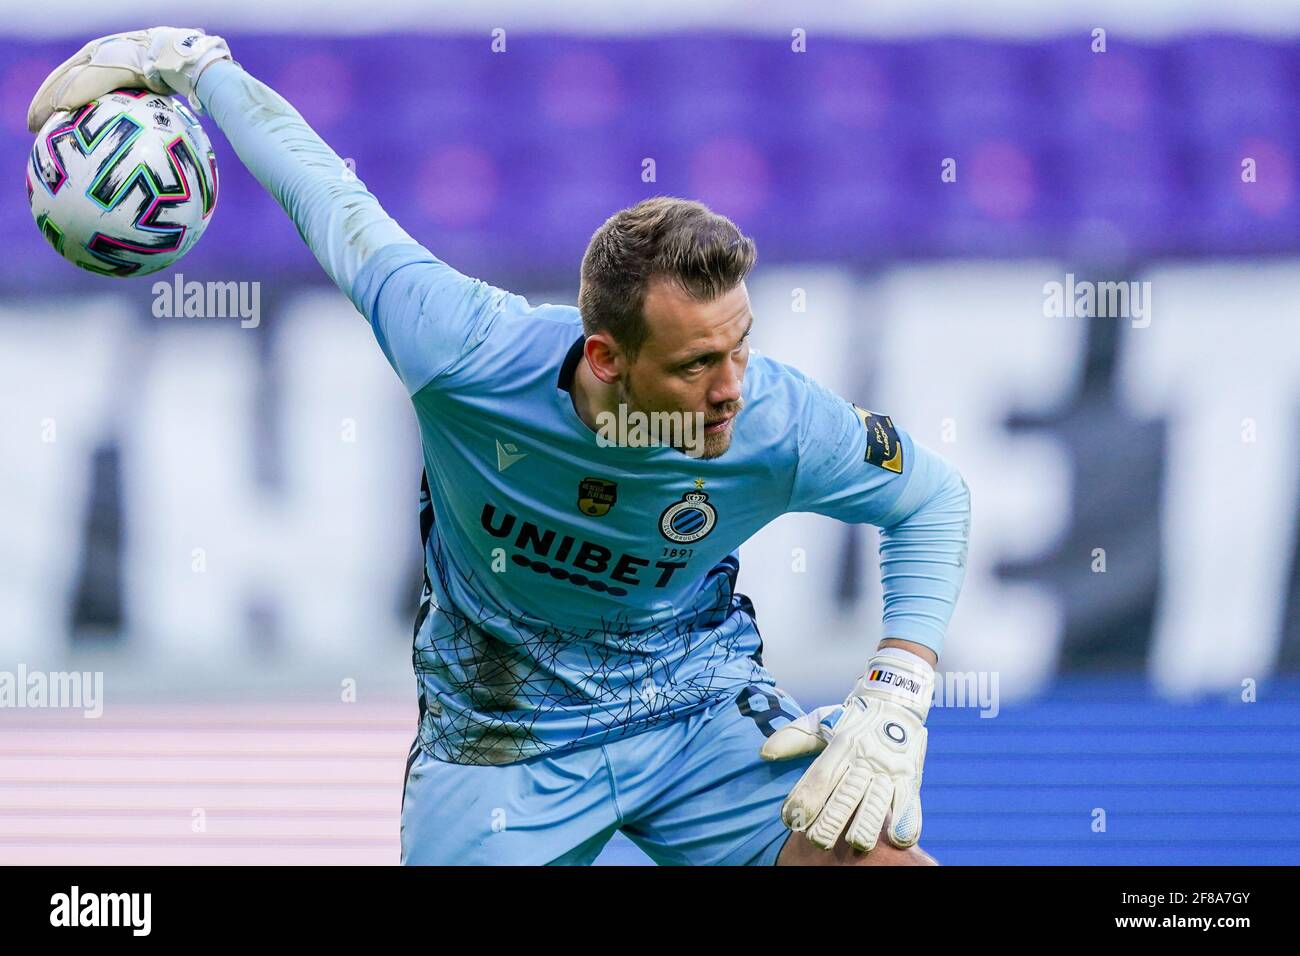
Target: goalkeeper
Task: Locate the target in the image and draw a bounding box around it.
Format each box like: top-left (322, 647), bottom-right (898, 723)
top-left (30, 28), bottom-right (971, 866)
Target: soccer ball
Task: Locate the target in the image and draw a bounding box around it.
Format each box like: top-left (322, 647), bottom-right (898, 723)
top-left (27, 88), bottom-right (218, 277)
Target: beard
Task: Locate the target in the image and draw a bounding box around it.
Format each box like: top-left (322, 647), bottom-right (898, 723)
top-left (617, 378), bottom-right (743, 460)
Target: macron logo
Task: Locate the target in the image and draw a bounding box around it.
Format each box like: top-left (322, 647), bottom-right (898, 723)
top-left (496, 440), bottom-right (527, 472)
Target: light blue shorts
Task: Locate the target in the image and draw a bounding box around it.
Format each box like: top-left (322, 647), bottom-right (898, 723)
top-left (400, 683), bottom-right (813, 865)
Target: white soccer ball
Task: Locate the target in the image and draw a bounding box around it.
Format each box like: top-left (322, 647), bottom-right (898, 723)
top-left (27, 88), bottom-right (218, 277)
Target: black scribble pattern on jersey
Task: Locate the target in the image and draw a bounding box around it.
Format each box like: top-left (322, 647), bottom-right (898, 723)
top-left (410, 471), bottom-right (770, 766)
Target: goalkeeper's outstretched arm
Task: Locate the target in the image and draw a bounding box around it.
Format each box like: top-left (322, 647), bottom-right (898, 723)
top-left (193, 59), bottom-right (415, 306)
top-left (194, 58), bottom-right (510, 393)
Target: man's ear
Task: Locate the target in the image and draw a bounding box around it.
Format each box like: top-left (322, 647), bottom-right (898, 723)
top-left (584, 332), bottom-right (623, 385)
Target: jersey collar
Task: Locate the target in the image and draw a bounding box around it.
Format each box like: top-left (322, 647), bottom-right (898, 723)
top-left (557, 334), bottom-right (584, 393)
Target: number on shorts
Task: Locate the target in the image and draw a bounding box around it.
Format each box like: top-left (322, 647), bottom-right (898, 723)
top-left (735, 685), bottom-right (799, 738)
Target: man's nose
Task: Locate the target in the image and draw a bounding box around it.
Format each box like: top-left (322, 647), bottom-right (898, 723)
top-left (709, 360), bottom-right (743, 406)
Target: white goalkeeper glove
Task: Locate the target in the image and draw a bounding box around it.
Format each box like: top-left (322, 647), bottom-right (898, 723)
top-left (27, 27), bottom-right (232, 133)
top-left (761, 647), bottom-right (934, 852)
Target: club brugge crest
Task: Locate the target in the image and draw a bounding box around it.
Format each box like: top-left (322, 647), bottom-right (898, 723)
top-left (577, 477), bottom-right (618, 517)
top-left (659, 490), bottom-right (717, 543)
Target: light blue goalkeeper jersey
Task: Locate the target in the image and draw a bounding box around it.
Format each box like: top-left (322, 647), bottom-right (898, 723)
top-left (196, 61), bottom-right (970, 765)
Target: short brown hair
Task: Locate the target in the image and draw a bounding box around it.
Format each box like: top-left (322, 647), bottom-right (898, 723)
top-left (578, 197), bottom-right (757, 358)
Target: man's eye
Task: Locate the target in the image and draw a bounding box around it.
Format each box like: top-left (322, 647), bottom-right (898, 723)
top-left (682, 358), bottom-right (708, 372)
